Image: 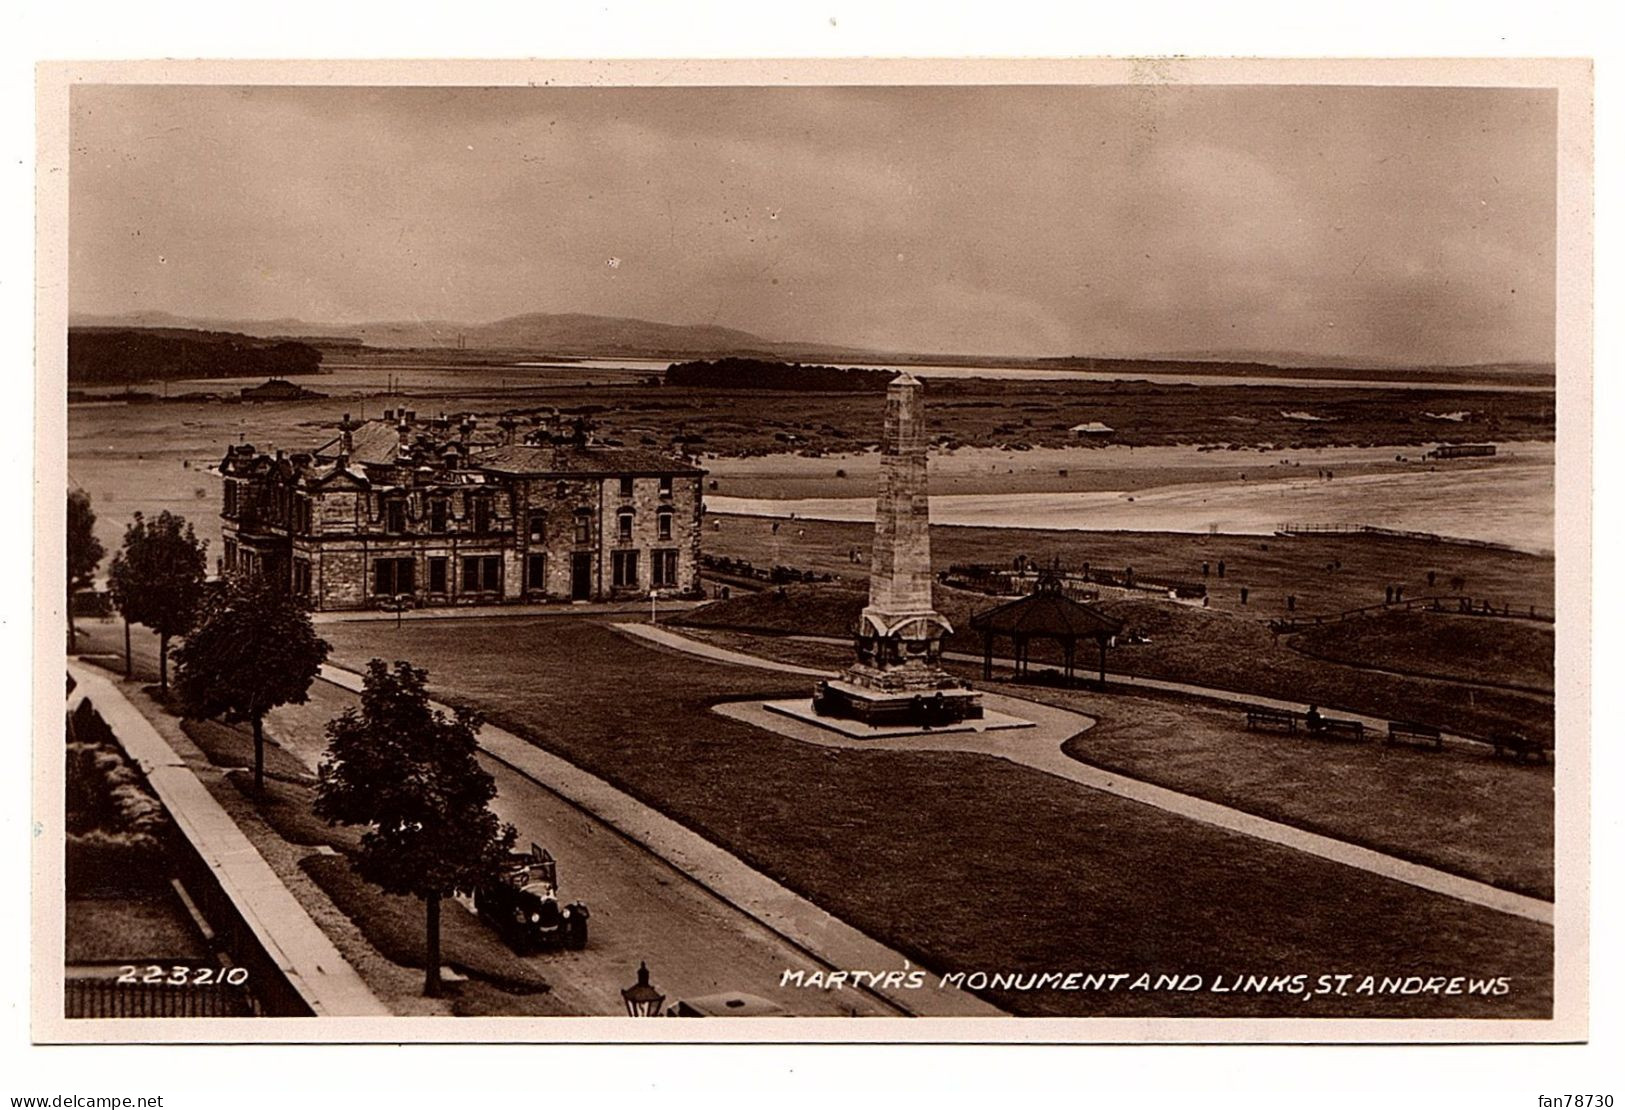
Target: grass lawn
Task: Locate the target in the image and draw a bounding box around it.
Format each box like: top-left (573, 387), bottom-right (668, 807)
top-left (709, 516), bottom-right (1555, 620)
top-left (674, 626), bottom-right (1554, 899)
top-left (677, 585), bottom-right (1555, 745)
top-left (320, 615), bottom-right (1550, 1018)
top-left (65, 893), bottom-right (210, 964)
top-left (1288, 610), bottom-right (1554, 693)
top-left (182, 718), bottom-right (320, 786)
top-left (1099, 601), bottom-right (1553, 746)
top-left (1051, 687), bottom-right (1553, 899)
top-left (223, 770), bottom-right (363, 854)
top-left (300, 854), bottom-right (551, 996)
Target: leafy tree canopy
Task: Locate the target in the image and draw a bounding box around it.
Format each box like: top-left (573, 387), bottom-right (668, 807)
top-left (106, 511), bottom-right (209, 639)
top-left (173, 571), bottom-right (330, 726)
top-left (316, 660), bottom-right (515, 901)
top-left (67, 490), bottom-right (105, 594)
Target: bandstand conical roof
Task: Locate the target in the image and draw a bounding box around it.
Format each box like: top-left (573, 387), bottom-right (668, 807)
top-left (968, 577), bottom-right (1125, 639)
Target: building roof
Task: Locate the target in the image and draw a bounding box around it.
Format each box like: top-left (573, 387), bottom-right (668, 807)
top-left (968, 579), bottom-right (1125, 640)
top-left (1069, 421), bottom-right (1114, 434)
top-left (311, 420), bottom-right (407, 466)
top-left (473, 443), bottom-right (705, 477)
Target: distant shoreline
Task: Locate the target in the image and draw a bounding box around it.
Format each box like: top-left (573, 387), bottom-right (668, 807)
top-left (702, 442), bottom-right (1555, 556)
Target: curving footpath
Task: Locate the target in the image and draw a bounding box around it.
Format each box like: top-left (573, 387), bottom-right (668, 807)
top-left (781, 633), bottom-right (1520, 753)
top-left (617, 623), bottom-right (1554, 927)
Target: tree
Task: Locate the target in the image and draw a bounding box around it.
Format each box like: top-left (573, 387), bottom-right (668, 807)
top-left (315, 660), bottom-right (516, 997)
top-left (172, 572), bottom-right (330, 795)
top-left (66, 490), bottom-right (105, 652)
top-left (105, 511), bottom-right (208, 694)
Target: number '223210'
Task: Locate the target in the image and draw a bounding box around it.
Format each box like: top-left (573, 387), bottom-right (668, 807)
top-left (116, 965), bottom-right (248, 986)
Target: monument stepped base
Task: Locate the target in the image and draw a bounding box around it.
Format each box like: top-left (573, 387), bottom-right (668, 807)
top-left (811, 677), bottom-right (984, 727)
top-left (765, 697), bottom-right (1032, 739)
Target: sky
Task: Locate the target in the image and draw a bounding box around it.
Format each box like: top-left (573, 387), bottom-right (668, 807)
top-left (68, 83), bottom-right (1557, 364)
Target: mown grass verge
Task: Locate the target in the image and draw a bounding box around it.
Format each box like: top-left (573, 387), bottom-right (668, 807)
top-left (299, 855), bottom-right (549, 994)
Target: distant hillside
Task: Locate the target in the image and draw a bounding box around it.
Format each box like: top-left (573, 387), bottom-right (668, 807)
top-left (70, 309), bottom-right (802, 359)
top-left (68, 327), bottom-right (323, 385)
top-left (67, 310), bottom-right (1555, 381)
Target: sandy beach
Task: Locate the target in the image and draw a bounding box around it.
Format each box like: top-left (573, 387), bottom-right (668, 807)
top-left (705, 442), bottom-right (1555, 554)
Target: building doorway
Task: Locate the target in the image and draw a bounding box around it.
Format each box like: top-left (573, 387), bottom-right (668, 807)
top-left (571, 552), bottom-right (592, 600)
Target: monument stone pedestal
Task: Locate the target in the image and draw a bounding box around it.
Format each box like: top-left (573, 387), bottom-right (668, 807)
top-left (811, 373), bottom-right (982, 728)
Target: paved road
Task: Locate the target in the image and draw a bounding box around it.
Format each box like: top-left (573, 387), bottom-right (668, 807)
top-left (76, 618), bottom-right (899, 1017)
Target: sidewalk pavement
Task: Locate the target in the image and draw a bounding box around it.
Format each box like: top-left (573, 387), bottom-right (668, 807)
top-left (66, 663), bottom-right (389, 1017)
top-left (618, 624), bottom-right (1554, 927)
top-left (317, 661), bottom-right (1004, 1017)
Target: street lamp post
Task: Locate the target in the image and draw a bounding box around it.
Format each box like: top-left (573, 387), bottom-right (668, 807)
top-left (621, 961), bottom-right (665, 1018)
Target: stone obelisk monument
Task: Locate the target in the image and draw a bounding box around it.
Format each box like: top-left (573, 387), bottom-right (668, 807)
top-left (813, 373), bottom-right (982, 726)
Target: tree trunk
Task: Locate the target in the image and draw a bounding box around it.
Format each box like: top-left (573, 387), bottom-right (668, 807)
top-left (423, 894), bottom-right (442, 998)
top-left (251, 713), bottom-right (265, 796)
top-left (66, 590), bottom-right (77, 652)
top-left (158, 632), bottom-right (169, 694)
top-left (124, 618), bottom-right (132, 679)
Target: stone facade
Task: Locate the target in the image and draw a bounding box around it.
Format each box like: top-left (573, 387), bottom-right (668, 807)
top-left (219, 411), bottom-right (706, 611)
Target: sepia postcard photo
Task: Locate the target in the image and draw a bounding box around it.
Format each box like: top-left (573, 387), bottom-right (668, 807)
top-left (33, 56), bottom-right (1593, 1044)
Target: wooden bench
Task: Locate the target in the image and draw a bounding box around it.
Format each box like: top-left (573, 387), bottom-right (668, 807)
top-left (1313, 717), bottom-right (1366, 743)
top-left (1493, 732), bottom-right (1549, 764)
top-left (1386, 721), bottom-right (1443, 750)
top-left (1245, 706), bottom-right (1298, 733)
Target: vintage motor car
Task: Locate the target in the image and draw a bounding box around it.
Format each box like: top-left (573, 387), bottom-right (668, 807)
top-left (474, 845), bottom-right (589, 953)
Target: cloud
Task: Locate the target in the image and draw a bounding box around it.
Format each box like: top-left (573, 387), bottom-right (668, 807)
top-left (68, 83), bottom-right (1556, 364)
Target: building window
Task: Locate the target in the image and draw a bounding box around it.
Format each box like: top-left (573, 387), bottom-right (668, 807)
top-left (223, 482), bottom-right (238, 517)
top-left (659, 475), bottom-right (673, 497)
top-left (224, 539), bottom-right (238, 571)
top-left (652, 549), bottom-right (678, 588)
top-left (295, 497), bottom-right (313, 534)
top-left (384, 498), bottom-right (407, 534)
top-left (428, 557), bottom-right (448, 594)
top-left (292, 559), bottom-right (312, 596)
top-left (619, 475), bottom-right (635, 499)
top-left (526, 553), bottom-right (546, 591)
top-left (373, 557), bottom-right (414, 596)
top-left (657, 509), bottom-right (673, 541)
top-left (612, 549), bottom-right (640, 589)
top-left (429, 498), bottom-right (448, 533)
top-left (617, 509), bottom-right (634, 542)
top-left (462, 555), bottom-right (501, 593)
top-left (470, 496), bottom-right (492, 534)
top-left (573, 509), bottom-right (593, 545)
top-left (528, 511), bottom-right (547, 543)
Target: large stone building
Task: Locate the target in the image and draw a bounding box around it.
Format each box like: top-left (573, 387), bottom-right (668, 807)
top-left (218, 410), bottom-right (706, 610)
